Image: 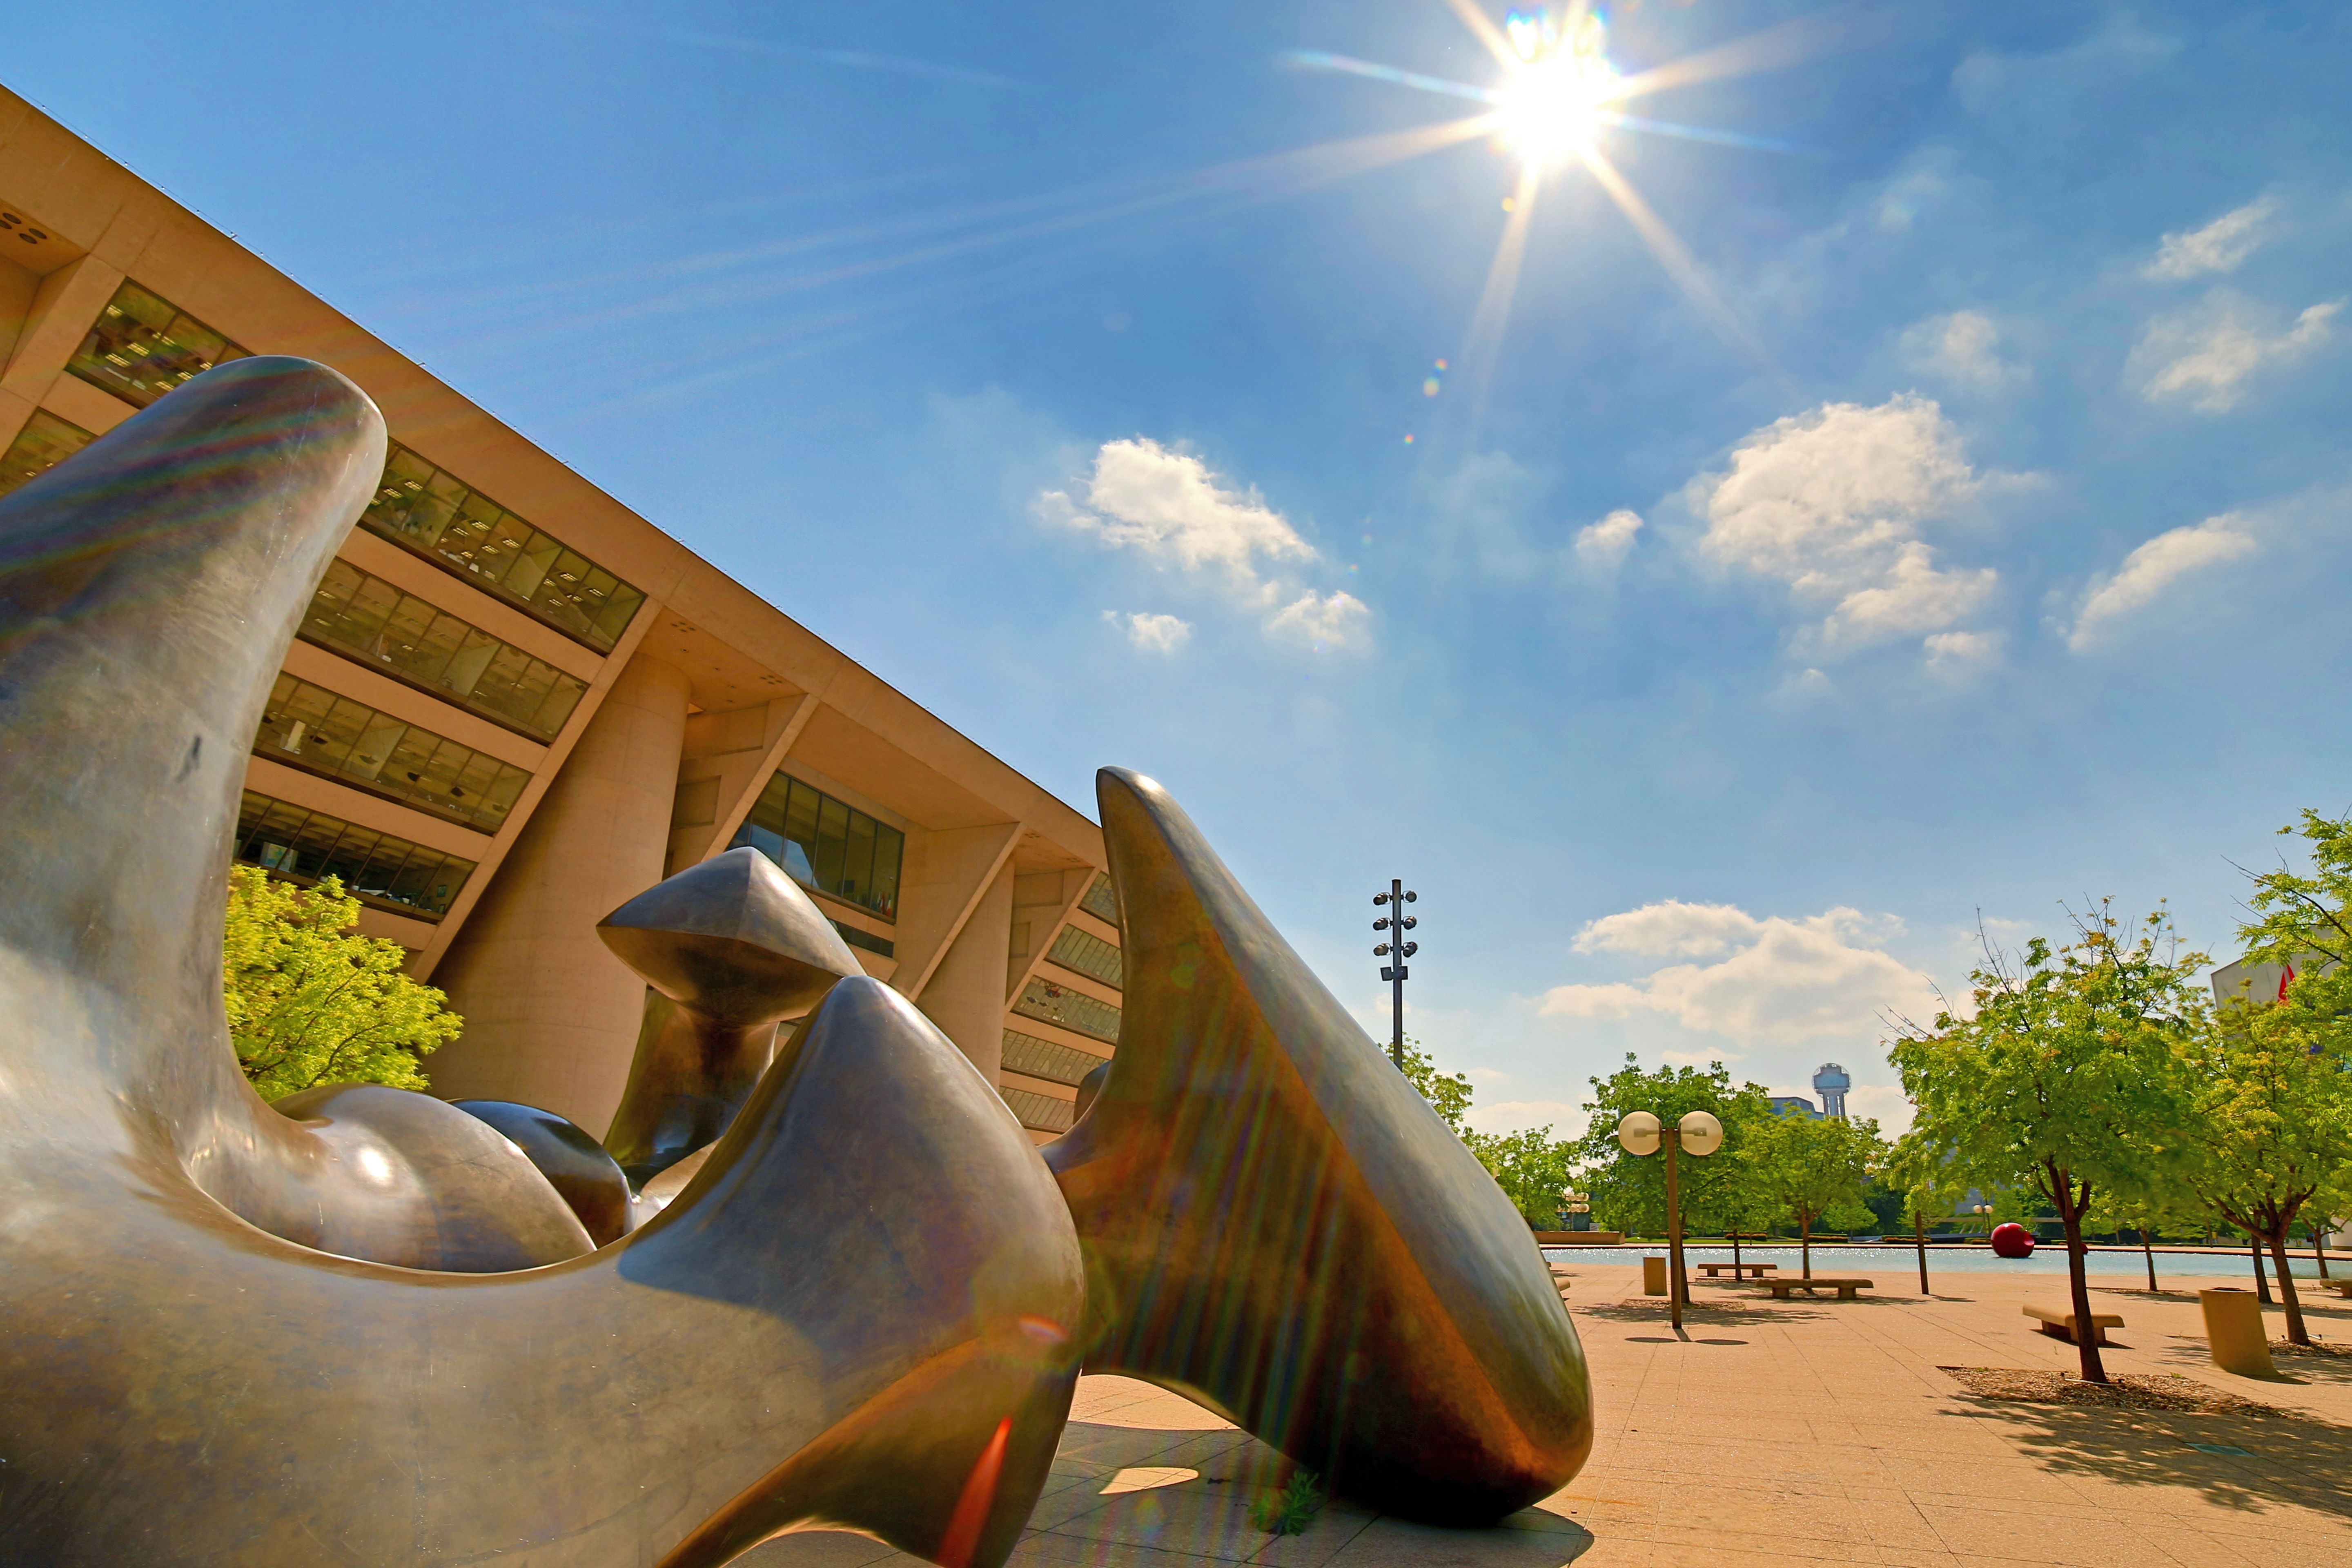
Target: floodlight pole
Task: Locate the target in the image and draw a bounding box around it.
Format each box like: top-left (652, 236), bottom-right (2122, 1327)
top-left (1373, 879), bottom-right (1418, 1069)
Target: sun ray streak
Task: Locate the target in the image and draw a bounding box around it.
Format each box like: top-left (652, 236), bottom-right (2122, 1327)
top-left (1440, 0), bottom-right (1524, 72)
top-left (1576, 144), bottom-right (1770, 368)
top-left (1283, 51), bottom-right (1499, 104)
top-left (1608, 2), bottom-right (1891, 104)
top-left (1602, 113), bottom-right (1813, 156)
top-left (1457, 163), bottom-right (1545, 441)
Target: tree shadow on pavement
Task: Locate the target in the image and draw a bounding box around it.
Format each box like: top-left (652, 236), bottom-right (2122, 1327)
top-left (1941, 1396), bottom-right (2352, 1520)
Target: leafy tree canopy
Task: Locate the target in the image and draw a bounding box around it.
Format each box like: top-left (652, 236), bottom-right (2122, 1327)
top-left (1570, 1055), bottom-right (1774, 1237)
top-left (1397, 1034), bottom-right (1474, 1132)
top-left (2236, 808), bottom-right (2352, 1055)
top-left (224, 867), bottom-right (463, 1100)
top-left (1743, 1111), bottom-right (1883, 1242)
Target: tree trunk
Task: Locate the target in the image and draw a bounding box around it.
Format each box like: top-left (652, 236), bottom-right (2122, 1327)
top-left (2265, 1227), bottom-right (2310, 1347)
top-left (2251, 1233), bottom-right (2273, 1304)
top-left (1915, 1209), bottom-right (1929, 1296)
top-left (2141, 1229), bottom-right (2157, 1294)
top-left (1801, 1214), bottom-right (1813, 1279)
top-left (2312, 1216), bottom-right (2333, 1281)
top-left (2053, 1173), bottom-right (2107, 1383)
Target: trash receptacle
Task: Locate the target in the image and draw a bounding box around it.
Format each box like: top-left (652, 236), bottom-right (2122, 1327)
top-left (1643, 1255), bottom-right (1667, 1296)
top-left (2199, 1287), bottom-right (2275, 1377)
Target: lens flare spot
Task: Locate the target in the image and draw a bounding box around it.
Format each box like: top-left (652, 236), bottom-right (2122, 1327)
top-left (1422, 378), bottom-right (1441, 397)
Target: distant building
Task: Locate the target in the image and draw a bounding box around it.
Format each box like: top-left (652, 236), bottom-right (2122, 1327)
top-left (1813, 1063), bottom-right (1851, 1119)
top-left (1768, 1095), bottom-right (1819, 1119)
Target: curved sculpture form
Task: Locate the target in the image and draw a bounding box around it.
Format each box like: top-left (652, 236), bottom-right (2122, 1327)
top-left (452, 1097), bottom-right (638, 1245)
top-left (0, 359), bottom-right (1083, 1565)
top-left (1045, 768), bottom-right (1593, 1525)
top-left (600, 846), bottom-right (862, 1184)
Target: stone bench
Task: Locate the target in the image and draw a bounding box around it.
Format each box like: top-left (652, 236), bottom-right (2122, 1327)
top-left (2321, 1278), bottom-right (2352, 1299)
top-left (1695, 1261), bottom-right (1776, 1279)
top-left (1762, 1276), bottom-right (1871, 1301)
top-left (2023, 1302), bottom-right (2123, 1345)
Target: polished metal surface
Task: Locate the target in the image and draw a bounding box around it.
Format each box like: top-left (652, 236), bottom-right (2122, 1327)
top-left (1047, 768), bottom-right (1594, 1525)
top-left (453, 1098), bottom-right (637, 1244)
top-left (0, 360), bottom-right (1084, 1566)
top-left (600, 847), bottom-right (862, 1183)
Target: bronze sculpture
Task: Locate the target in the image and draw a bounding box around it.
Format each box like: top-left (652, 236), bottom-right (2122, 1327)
top-left (599, 846), bottom-right (862, 1185)
top-left (0, 359), bottom-right (1084, 1565)
top-left (1047, 767), bottom-right (1595, 1524)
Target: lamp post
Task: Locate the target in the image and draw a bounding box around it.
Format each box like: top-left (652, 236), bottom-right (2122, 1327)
top-left (1617, 1109), bottom-right (1724, 1331)
top-left (1372, 880), bottom-right (1417, 1069)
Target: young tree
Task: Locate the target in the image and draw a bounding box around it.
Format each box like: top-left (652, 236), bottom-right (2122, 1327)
top-left (225, 866), bottom-right (463, 1100)
top-left (1742, 1112), bottom-right (1882, 1278)
top-left (1886, 1129), bottom-right (1967, 1294)
top-left (2089, 1183), bottom-right (2206, 1294)
top-left (2235, 807), bottom-right (2352, 1054)
top-left (1889, 904), bottom-right (2198, 1383)
top-left (1397, 1034), bottom-right (1474, 1132)
top-left (2180, 1000), bottom-right (2352, 1345)
top-left (1463, 1126), bottom-right (1578, 1229)
top-left (1570, 1056), bottom-right (1773, 1238)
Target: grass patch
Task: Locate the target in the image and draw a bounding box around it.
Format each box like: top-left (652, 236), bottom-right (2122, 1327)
top-left (1250, 1470), bottom-right (1325, 1535)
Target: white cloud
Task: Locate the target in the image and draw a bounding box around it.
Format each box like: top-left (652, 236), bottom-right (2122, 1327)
top-left (1574, 508), bottom-right (1644, 569)
top-left (1843, 1084), bottom-right (1916, 1137)
top-left (1036, 437), bottom-right (1313, 592)
top-left (1265, 589), bottom-right (1370, 652)
top-left (2067, 514), bottom-right (2257, 651)
top-left (2128, 290), bottom-right (2342, 413)
top-left (1541, 901), bottom-right (1936, 1046)
top-left (1691, 395), bottom-right (1998, 657)
top-left (1922, 628), bottom-right (2003, 680)
top-left (2144, 198), bottom-right (2278, 281)
top-left (1899, 311), bottom-right (2026, 393)
top-left (1101, 610), bottom-right (1192, 654)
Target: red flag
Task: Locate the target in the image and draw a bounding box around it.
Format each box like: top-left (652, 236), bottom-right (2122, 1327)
top-left (2278, 962), bottom-right (2296, 1002)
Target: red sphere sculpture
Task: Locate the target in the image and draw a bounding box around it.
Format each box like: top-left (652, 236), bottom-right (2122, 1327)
top-left (1990, 1222), bottom-right (2035, 1258)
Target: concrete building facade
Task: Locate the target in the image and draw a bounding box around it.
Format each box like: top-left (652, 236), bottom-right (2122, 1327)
top-left (0, 88), bottom-right (1115, 1143)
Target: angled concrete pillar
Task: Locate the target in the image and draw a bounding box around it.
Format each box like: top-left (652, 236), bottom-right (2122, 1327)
top-left (917, 863), bottom-right (1016, 1082)
top-left (429, 652), bottom-right (692, 1135)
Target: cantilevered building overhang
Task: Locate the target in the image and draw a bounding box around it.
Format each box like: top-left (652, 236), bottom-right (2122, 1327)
top-left (0, 86), bottom-right (1114, 1142)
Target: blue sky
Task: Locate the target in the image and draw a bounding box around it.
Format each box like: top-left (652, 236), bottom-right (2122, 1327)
top-left (20, 2), bottom-right (2351, 1136)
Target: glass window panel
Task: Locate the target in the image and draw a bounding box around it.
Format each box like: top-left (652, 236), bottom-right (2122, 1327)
top-left (382, 729), bottom-right (449, 796)
top-left (526, 668), bottom-right (587, 739)
top-left (324, 570), bottom-right (399, 653)
top-left (67, 281), bottom-right (252, 408)
top-left (436, 626), bottom-right (501, 703)
top-left (1000, 1029), bottom-right (1106, 1088)
top-left (1012, 976), bottom-right (1121, 1045)
top-left (312, 822), bottom-right (379, 888)
top-left (503, 531), bottom-right (558, 600)
top-left (0, 410), bottom-right (97, 499)
top-left (811, 797), bottom-right (850, 893)
top-left (868, 824), bottom-right (903, 920)
top-left (340, 712), bottom-right (408, 783)
top-left (999, 1087), bottom-right (1075, 1135)
top-left (374, 597), bottom-right (448, 685)
top-left (841, 813), bottom-right (877, 911)
top-left (591, 582), bottom-right (645, 644)
top-left (474, 762), bottom-right (531, 829)
top-left (297, 697), bottom-right (374, 778)
top-left (235, 791), bottom-right (476, 917)
top-left (1047, 925), bottom-right (1123, 989)
top-left (247, 675), bottom-right (537, 830)
top-left (782, 780), bottom-right (823, 864)
top-left (1080, 873), bottom-right (1119, 925)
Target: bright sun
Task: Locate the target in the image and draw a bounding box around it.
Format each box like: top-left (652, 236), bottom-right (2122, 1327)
top-left (1495, 8), bottom-right (1619, 165)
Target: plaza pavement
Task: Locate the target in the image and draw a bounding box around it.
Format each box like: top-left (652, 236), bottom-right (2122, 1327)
top-left (743, 1262), bottom-right (2352, 1568)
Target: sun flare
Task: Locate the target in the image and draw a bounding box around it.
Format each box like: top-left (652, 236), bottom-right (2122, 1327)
top-left (1495, 7), bottom-right (1621, 165)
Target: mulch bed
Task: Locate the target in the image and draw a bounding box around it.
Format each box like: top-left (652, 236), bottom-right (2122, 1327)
top-left (2272, 1338), bottom-right (2352, 1359)
top-left (1940, 1366), bottom-right (2282, 1416)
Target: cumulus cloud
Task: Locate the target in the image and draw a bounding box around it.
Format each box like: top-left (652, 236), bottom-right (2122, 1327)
top-left (1465, 1100), bottom-right (1592, 1138)
top-left (1101, 610), bottom-right (1192, 654)
top-left (1899, 311), bottom-right (2026, 393)
top-left (1036, 437), bottom-right (1314, 592)
top-left (2067, 514), bottom-right (2257, 651)
top-left (1265, 589), bottom-right (1370, 651)
top-left (1574, 508), bottom-right (1644, 569)
top-left (1843, 1084), bottom-right (1916, 1137)
top-left (1690, 395), bottom-right (1998, 656)
top-left (1541, 901), bottom-right (1936, 1045)
top-left (2144, 198), bottom-right (2278, 281)
top-left (2128, 290), bottom-right (2342, 413)
top-left (1923, 628), bottom-right (2003, 680)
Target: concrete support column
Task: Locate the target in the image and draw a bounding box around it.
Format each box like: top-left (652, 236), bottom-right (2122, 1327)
top-left (428, 653), bottom-right (692, 1135)
top-left (916, 863), bottom-right (1015, 1082)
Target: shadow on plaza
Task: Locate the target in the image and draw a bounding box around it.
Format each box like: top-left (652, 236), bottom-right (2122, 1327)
top-left (1944, 1395), bottom-right (2352, 1519)
top-left (740, 1419), bottom-right (1599, 1568)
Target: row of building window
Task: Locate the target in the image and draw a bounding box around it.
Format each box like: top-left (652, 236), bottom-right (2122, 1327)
top-left (1000, 1029), bottom-right (1107, 1089)
top-left (358, 443), bottom-right (644, 653)
top-left (256, 674), bottom-right (532, 834)
top-left (1001, 1086), bottom-right (1075, 1135)
top-left (1080, 872), bottom-right (1118, 925)
top-left (65, 281), bottom-right (643, 656)
top-left (68, 281), bottom-right (252, 408)
top-left (304, 559), bottom-right (588, 742)
top-left (1047, 924), bottom-right (1122, 989)
top-left (729, 772), bottom-right (905, 921)
top-left (235, 791), bottom-right (475, 919)
top-left (0, 410), bottom-right (94, 499)
top-left (830, 921), bottom-right (894, 959)
top-left (1012, 976), bottom-right (1120, 1046)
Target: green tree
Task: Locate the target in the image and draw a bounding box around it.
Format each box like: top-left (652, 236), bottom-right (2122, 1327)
top-left (2235, 808), bottom-right (2352, 1056)
top-left (1889, 904), bottom-right (2199, 1383)
top-left (1570, 1056), bottom-right (1773, 1238)
top-left (2180, 999), bottom-right (2352, 1345)
top-left (2089, 1180), bottom-right (2207, 1294)
top-left (1397, 1033), bottom-right (1474, 1132)
top-left (1463, 1125), bottom-right (1577, 1229)
top-left (1742, 1112), bottom-right (1883, 1277)
top-left (224, 866), bottom-right (463, 1100)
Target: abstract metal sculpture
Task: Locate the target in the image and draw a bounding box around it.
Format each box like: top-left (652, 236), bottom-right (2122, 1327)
top-left (451, 1096), bottom-right (639, 1244)
top-left (1047, 768), bottom-right (1594, 1524)
top-left (600, 846), bottom-right (862, 1185)
top-left (0, 359), bottom-right (1083, 1566)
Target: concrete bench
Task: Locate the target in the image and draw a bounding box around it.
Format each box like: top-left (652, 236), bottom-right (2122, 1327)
top-left (2320, 1278), bottom-right (2352, 1299)
top-left (1695, 1261), bottom-right (1776, 1279)
top-left (2024, 1303), bottom-right (2123, 1345)
top-left (1762, 1276), bottom-right (1871, 1301)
